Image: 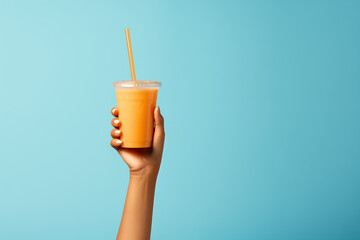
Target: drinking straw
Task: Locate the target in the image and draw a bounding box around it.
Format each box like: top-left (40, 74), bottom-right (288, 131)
top-left (125, 28), bottom-right (136, 81)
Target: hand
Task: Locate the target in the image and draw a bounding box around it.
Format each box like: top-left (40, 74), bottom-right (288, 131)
top-left (110, 106), bottom-right (165, 177)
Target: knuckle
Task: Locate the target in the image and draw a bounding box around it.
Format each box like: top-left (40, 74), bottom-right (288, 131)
top-left (111, 107), bottom-right (118, 114)
top-left (111, 118), bottom-right (118, 125)
top-left (156, 117), bottom-right (164, 125)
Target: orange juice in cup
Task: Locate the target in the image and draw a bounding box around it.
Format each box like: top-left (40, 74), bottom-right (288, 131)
top-left (113, 81), bottom-right (161, 148)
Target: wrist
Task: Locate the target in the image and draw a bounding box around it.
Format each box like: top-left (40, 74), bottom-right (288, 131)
top-left (129, 166), bottom-right (159, 181)
top-left (129, 171), bottom-right (158, 191)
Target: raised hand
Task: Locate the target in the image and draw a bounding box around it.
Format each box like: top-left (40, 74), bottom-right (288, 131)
top-left (110, 106), bottom-right (165, 177)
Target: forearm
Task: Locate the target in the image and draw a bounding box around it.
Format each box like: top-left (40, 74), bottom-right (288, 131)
top-left (116, 172), bottom-right (158, 240)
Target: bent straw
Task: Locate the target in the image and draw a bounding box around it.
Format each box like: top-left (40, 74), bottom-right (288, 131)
top-left (125, 28), bottom-right (136, 81)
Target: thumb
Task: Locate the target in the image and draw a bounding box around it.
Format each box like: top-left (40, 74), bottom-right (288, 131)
top-left (153, 106), bottom-right (165, 155)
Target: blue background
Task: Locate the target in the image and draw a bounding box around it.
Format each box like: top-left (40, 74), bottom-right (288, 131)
top-left (1, 0), bottom-right (360, 239)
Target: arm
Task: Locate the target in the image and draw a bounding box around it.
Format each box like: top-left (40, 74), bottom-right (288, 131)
top-left (110, 106), bottom-right (165, 240)
top-left (118, 172), bottom-right (157, 240)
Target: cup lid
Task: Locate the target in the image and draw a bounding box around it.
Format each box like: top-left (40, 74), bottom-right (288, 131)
top-left (113, 81), bottom-right (161, 88)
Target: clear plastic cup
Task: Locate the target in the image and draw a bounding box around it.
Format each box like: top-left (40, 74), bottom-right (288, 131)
top-left (113, 81), bottom-right (161, 148)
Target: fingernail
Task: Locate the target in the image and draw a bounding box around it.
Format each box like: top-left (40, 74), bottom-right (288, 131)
top-left (114, 119), bottom-right (120, 124)
top-left (158, 106), bottom-right (161, 113)
top-left (116, 140), bottom-right (122, 144)
top-left (115, 129), bottom-right (121, 134)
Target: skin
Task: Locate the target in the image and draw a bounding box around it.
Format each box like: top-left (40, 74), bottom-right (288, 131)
top-left (110, 106), bottom-right (165, 240)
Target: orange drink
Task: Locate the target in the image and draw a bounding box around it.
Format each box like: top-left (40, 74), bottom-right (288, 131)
top-left (113, 81), bottom-right (161, 148)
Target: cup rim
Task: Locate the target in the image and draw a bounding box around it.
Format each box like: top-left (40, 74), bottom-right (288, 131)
top-left (113, 81), bottom-right (161, 88)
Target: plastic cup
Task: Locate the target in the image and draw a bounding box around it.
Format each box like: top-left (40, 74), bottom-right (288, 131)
top-left (113, 81), bottom-right (161, 148)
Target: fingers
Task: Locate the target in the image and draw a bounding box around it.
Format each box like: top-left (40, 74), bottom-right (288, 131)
top-left (111, 129), bottom-right (121, 138)
top-left (111, 107), bottom-right (120, 129)
top-left (152, 106), bottom-right (165, 155)
top-left (111, 107), bottom-right (118, 117)
top-left (110, 138), bottom-right (122, 148)
top-left (110, 107), bottom-right (122, 149)
top-left (111, 118), bottom-right (121, 128)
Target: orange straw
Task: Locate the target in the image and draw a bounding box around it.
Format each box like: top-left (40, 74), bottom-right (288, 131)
top-left (125, 28), bottom-right (136, 81)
